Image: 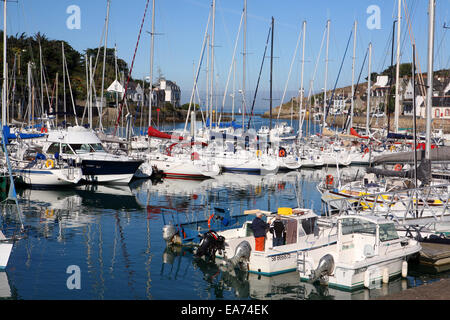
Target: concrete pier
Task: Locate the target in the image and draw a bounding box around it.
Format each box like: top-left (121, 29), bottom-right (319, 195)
top-left (377, 278), bottom-right (450, 300)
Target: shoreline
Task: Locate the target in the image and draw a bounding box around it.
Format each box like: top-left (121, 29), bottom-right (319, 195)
top-left (262, 112), bottom-right (450, 134)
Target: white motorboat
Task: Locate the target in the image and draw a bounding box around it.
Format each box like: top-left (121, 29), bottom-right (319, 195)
top-left (41, 126), bottom-right (143, 184)
top-left (297, 215), bottom-right (421, 291)
top-left (195, 207), bottom-right (337, 276)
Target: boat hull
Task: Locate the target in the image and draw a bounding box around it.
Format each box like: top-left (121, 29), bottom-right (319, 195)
top-left (0, 243), bottom-right (13, 270)
top-left (13, 168), bottom-right (83, 187)
top-left (81, 159), bottom-right (144, 184)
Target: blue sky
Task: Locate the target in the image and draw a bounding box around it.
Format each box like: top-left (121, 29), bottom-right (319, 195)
top-left (6, 0), bottom-right (450, 110)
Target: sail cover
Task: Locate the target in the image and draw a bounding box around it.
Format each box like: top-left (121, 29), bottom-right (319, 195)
top-left (148, 126), bottom-right (184, 141)
top-left (350, 128), bottom-right (369, 139)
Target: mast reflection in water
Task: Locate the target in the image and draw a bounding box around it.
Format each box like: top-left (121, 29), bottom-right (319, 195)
top-left (1, 169), bottom-right (448, 299)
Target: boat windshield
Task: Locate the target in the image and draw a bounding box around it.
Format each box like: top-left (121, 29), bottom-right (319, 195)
top-left (70, 144), bottom-right (105, 154)
top-left (341, 218), bottom-right (376, 236)
top-left (379, 223), bottom-right (399, 242)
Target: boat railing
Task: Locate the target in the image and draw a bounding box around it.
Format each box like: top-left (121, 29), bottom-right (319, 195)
top-left (324, 183), bottom-right (450, 231)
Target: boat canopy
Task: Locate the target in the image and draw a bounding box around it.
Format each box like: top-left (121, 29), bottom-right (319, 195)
top-left (46, 126), bottom-right (102, 144)
top-left (2, 125), bottom-right (46, 142)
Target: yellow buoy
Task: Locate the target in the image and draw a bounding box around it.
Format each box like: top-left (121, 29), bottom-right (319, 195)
top-left (278, 207), bottom-right (293, 216)
top-left (45, 159), bottom-right (54, 169)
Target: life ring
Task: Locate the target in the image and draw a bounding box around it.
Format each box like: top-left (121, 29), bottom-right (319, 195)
top-left (325, 174), bottom-right (334, 185)
top-left (256, 150), bottom-right (262, 157)
top-left (394, 164), bottom-right (403, 171)
top-left (278, 148), bottom-right (287, 158)
top-left (45, 159), bottom-right (54, 169)
top-left (364, 148), bottom-right (370, 154)
top-left (41, 127), bottom-right (48, 133)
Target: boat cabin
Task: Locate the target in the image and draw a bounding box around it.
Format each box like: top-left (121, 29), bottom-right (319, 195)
top-left (337, 215), bottom-right (400, 261)
top-left (43, 126), bottom-right (106, 157)
top-left (226, 208), bottom-right (320, 249)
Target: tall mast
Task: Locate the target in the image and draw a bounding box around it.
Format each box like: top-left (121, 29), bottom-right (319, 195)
top-left (298, 21), bottom-right (306, 137)
top-left (425, 0), bottom-right (435, 169)
top-left (27, 62), bottom-right (31, 127)
top-left (349, 20), bottom-right (357, 132)
top-left (366, 42), bottom-right (372, 135)
top-left (63, 43), bottom-right (67, 127)
top-left (232, 59), bottom-right (236, 122)
top-left (323, 19), bottom-right (330, 132)
top-left (242, 0), bottom-right (247, 131)
top-left (100, 0), bottom-right (111, 132)
top-left (394, 0), bottom-right (402, 133)
top-left (205, 34), bottom-right (210, 127)
top-left (149, 0), bottom-right (155, 130)
top-left (269, 17), bottom-right (274, 131)
top-left (386, 20), bottom-right (397, 135)
top-left (39, 42), bottom-right (44, 118)
top-left (89, 55), bottom-right (93, 129)
top-left (55, 72), bottom-right (59, 125)
top-left (412, 44), bottom-right (417, 188)
top-left (2, 0), bottom-right (6, 126)
top-left (210, 0), bottom-right (216, 129)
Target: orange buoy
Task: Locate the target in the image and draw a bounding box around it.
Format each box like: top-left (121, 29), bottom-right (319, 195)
top-left (278, 148), bottom-right (286, 158)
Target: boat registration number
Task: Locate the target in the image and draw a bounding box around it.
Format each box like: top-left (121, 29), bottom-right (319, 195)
top-left (271, 253), bottom-right (291, 261)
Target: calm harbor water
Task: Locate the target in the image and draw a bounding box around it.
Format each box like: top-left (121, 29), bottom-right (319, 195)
top-left (1, 117), bottom-right (449, 300)
top-left (0, 169), bottom-right (448, 300)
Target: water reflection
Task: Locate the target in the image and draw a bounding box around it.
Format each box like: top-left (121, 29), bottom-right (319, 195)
top-left (1, 164), bottom-right (448, 300)
top-left (0, 272), bottom-right (12, 299)
top-left (161, 245), bottom-right (417, 300)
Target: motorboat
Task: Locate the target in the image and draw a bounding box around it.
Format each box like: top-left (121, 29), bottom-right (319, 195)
top-left (297, 215), bottom-right (421, 291)
top-left (194, 207), bottom-right (338, 276)
top-left (41, 126), bottom-right (143, 184)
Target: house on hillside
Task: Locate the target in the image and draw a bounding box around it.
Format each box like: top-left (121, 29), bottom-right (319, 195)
top-left (370, 75), bottom-right (391, 114)
top-left (402, 76), bottom-right (450, 119)
top-left (127, 82), bottom-right (144, 105)
top-left (159, 79), bottom-right (181, 108)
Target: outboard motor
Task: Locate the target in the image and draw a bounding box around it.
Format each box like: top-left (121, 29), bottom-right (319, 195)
top-left (194, 230), bottom-right (225, 261)
top-left (227, 241), bottom-right (251, 270)
top-left (309, 254), bottom-right (335, 285)
top-left (162, 224), bottom-right (177, 243)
